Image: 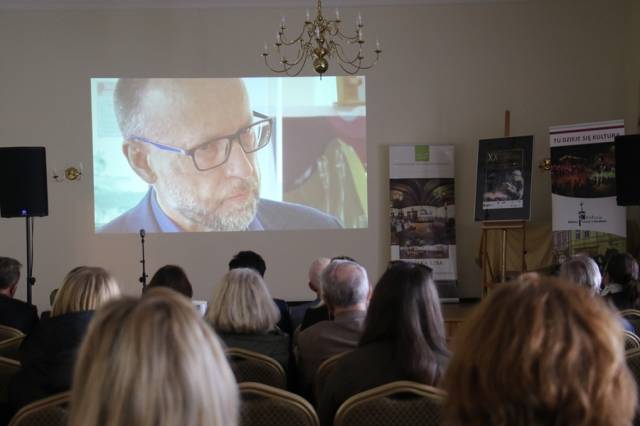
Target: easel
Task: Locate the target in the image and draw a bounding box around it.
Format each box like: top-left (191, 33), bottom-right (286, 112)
top-left (480, 110), bottom-right (528, 296)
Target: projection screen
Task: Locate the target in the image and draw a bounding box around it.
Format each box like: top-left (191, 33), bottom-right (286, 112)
top-left (91, 77), bottom-right (367, 233)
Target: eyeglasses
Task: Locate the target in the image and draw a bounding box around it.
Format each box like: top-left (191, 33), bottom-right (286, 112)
top-left (129, 111), bottom-right (273, 171)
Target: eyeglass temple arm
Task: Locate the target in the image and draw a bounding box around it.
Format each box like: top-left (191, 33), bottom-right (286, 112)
top-left (129, 136), bottom-right (188, 154)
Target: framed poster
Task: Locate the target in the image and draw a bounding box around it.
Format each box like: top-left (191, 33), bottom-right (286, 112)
top-left (474, 136), bottom-right (533, 221)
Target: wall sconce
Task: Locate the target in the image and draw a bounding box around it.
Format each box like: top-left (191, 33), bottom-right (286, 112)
top-left (538, 158), bottom-right (551, 172)
top-left (53, 163), bottom-right (83, 182)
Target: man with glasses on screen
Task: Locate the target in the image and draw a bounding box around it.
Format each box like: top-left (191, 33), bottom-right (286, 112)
top-left (99, 78), bottom-right (340, 233)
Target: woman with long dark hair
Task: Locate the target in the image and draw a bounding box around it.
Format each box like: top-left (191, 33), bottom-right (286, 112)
top-left (318, 261), bottom-right (449, 425)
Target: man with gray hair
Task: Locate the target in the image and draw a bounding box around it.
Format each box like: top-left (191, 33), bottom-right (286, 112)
top-left (297, 259), bottom-right (369, 392)
top-left (0, 257), bottom-right (38, 334)
top-left (289, 257), bottom-right (331, 330)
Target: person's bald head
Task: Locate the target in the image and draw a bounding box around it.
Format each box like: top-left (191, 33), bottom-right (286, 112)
top-left (308, 257), bottom-right (330, 295)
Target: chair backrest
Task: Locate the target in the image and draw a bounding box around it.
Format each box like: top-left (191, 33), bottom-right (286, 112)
top-left (624, 331), bottom-right (640, 352)
top-left (334, 381), bottom-right (447, 426)
top-left (0, 335), bottom-right (25, 360)
top-left (626, 348), bottom-right (640, 382)
top-left (8, 391), bottom-right (71, 426)
top-left (239, 382), bottom-right (319, 426)
top-left (313, 351), bottom-right (347, 404)
top-left (0, 325), bottom-right (24, 342)
top-left (227, 347), bottom-right (287, 389)
top-left (0, 356), bottom-right (20, 404)
top-left (621, 309), bottom-right (640, 332)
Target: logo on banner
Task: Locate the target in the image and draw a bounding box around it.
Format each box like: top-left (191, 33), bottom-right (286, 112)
top-left (568, 202), bottom-right (606, 227)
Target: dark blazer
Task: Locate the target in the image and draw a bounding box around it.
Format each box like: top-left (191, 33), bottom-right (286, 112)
top-left (98, 190), bottom-right (341, 233)
top-left (318, 339), bottom-right (449, 426)
top-left (274, 298), bottom-right (294, 336)
top-left (8, 311), bottom-right (94, 413)
top-left (219, 329), bottom-right (290, 371)
top-left (289, 298), bottom-right (320, 331)
top-left (300, 304), bottom-right (331, 331)
top-left (0, 295), bottom-right (38, 335)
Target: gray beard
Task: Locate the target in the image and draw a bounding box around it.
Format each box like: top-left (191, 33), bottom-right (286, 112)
top-left (164, 186), bottom-right (259, 232)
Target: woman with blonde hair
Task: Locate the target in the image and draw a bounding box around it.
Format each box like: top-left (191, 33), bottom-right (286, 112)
top-left (69, 288), bottom-right (238, 426)
top-left (206, 268), bottom-right (289, 369)
top-left (9, 266), bottom-right (120, 412)
top-left (443, 276), bottom-right (637, 426)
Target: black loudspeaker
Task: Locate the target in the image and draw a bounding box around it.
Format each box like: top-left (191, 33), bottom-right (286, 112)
top-left (0, 147), bottom-right (49, 217)
top-left (615, 135), bottom-right (640, 206)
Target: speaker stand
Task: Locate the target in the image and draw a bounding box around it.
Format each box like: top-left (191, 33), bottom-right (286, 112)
top-left (25, 216), bottom-right (36, 305)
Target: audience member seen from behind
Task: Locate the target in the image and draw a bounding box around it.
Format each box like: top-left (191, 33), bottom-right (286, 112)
top-left (290, 257), bottom-right (331, 330)
top-left (319, 261), bottom-right (450, 425)
top-left (146, 264), bottom-right (194, 299)
top-left (70, 288), bottom-right (238, 426)
top-left (297, 260), bottom-right (370, 393)
top-left (299, 256), bottom-right (358, 332)
top-left (443, 276), bottom-right (636, 426)
top-left (0, 257), bottom-right (38, 334)
top-left (560, 255), bottom-right (635, 333)
top-left (206, 268), bottom-right (290, 370)
top-left (602, 252), bottom-right (640, 311)
top-left (9, 267), bottom-right (121, 413)
top-left (228, 250), bottom-right (293, 335)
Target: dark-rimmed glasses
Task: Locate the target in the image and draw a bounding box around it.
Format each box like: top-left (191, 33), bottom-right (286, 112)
top-left (129, 111), bottom-right (273, 171)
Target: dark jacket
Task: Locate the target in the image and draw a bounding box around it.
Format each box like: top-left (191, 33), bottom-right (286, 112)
top-left (300, 304), bottom-right (331, 331)
top-left (8, 311), bottom-right (94, 413)
top-left (219, 329), bottom-right (290, 371)
top-left (98, 190), bottom-right (341, 233)
top-left (0, 295), bottom-right (38, 335)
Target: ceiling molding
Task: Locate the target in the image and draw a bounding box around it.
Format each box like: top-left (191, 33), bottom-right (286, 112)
top-left (0, 0), bottom-right (528, 11)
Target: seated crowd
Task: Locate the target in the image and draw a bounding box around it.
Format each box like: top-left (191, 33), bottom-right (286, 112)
top-left (0, 249), bottom-right (639, 426)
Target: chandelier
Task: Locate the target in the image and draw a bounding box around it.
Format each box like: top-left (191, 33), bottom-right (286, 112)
top-left (262, 0), bottom-right (382, 76)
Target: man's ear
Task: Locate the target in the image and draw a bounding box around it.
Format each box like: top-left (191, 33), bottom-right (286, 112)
top-left (9, 283), bottom-right (17, 297)
top-left (123, 140), bottom-right (156, 184)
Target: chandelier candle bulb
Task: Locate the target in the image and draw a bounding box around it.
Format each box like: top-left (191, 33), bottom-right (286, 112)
top-left (306, 10), bottom-right (311, 23)
top-left (336, 9), bottom-right (340, 21)
top-left (357, 12), bottom-right (363, 27)
top-left (376, 39), bottom-right (380, 51)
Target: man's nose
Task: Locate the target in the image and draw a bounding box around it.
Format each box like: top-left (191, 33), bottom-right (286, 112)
top-left (224, 139), bottom-right (255, 178)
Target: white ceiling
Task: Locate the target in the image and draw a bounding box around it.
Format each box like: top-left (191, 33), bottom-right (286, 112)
top-left (0, 0), bottom-right (525, 10)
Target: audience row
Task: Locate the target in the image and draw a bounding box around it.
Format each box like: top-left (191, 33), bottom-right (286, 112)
top-left (0, 249), bottom-right (638, 426)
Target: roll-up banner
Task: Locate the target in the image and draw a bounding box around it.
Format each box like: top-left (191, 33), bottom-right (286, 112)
top-left (550, 120), bottom-right (626, 265)
top-left (389, 145), bottom-right (458, 300)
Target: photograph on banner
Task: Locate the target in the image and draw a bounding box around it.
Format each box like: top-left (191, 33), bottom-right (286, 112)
top-left (389, 145), bottom-right (457, 281)
top-left (474, 136), bottom-right (533, 221)
top-left (549, 120), bottom-right (626, 265)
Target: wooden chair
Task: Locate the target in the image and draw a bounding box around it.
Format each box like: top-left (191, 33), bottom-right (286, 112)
top-left (0, 335), bottom-right (25, 360)
top-left (226, 347), bottom-right (287, 389)
top-left (8, 391), bottom-right (71, 426)
top-left (621, 309), bottom-right (640, 332)
top-left (313, 351), bottom-right (347, 404)
top-left (624, 331), bottom-right (640, 352)
top-left (334, 381), bottom-right (447, 426)
top-left (0, 356), bottom-right (20, 404)
top-left (0, 326), bottom-right (23, 342)
top-left (239, 382), bottom-right (319, 426)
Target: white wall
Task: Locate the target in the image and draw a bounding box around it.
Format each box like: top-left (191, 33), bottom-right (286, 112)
top-left (0, 0), bottom-right (634, 311)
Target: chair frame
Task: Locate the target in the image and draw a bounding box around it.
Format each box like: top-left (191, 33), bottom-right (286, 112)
top-left (226, 347), bottom-right (287, 389)
top-left (624, 330), bottom-right (640, 351)
top-left (0, 325), bottom-right (24, 341)
top-left (0, 335), bottom-right (25, 360)
top-left (334, 380), bottom-right (447, 426)
top-left (239, 382), bottom-right (319, 426)
top-left (8, 391), bottom-right (71, 426)
top-left (313, 351), bottom-right (348, 403)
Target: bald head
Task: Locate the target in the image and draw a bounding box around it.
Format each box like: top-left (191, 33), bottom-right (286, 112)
top-left (114, 78), bottom-right (249, 141)
top-left (308, 257), bottom-right (330, 294)
top-left (321, 260), bottom-right (369, 310)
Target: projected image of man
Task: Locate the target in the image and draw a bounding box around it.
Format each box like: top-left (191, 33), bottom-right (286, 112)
top-left (99, 79), bottom-right (340, 233)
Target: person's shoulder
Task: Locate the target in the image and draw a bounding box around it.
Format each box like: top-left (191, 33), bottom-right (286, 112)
top-left (256, 199), bottom-right (341, 230)
top-left (97, 191), bottom-right (155, 234)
